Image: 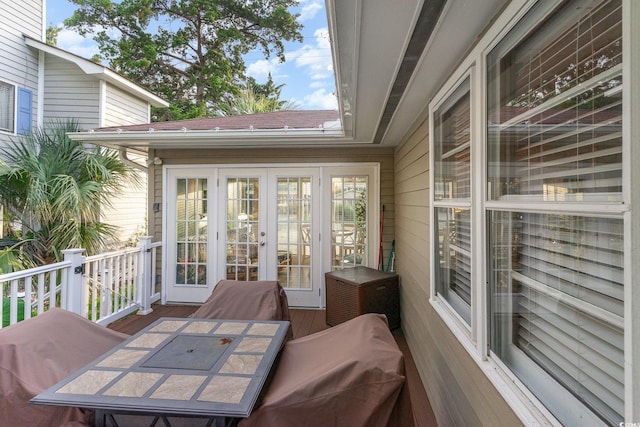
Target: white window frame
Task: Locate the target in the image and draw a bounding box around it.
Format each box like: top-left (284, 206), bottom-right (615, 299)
top-left (428, 0), bottom-right (637, 424)
top-left (0, 80), bottom-right (16, 134)
top-left (429, 69), bottom-right (476, 337)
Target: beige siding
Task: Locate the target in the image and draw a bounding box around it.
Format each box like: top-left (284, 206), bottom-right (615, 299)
top-left (41, 55), bottom-right (100, 129)
top-left (103, 85), bottom-right (149, 126)
top-left (0, 0), bottom-right (41, 147)
top-left (100, 152), bottom-right (147, 249)
top-left (394, 117), bottom-right (522, 426)
top-left (148, 147), bottom-right (394, 254)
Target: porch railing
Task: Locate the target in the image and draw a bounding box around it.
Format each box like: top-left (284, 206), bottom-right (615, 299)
top-left (0, 236), bottom-right (161, 329)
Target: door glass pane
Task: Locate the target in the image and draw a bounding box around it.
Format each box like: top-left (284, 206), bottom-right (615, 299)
top-left (276, 177), bottom-right (312, 289)
top-left (226, 178), bottom-right (260, 281)
top-left (175, 178), bottom-right (207, 286)
top-left (331, 176), bottom-right (367, 268)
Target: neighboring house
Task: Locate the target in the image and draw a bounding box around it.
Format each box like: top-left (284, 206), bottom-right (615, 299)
top-left (69, 0), bottom-right (639, 426)
top-left (0, 0), bottom-right (168, 247)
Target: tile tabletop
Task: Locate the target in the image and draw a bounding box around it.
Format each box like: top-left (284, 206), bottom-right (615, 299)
top-left (31, 317), bottom-right (290, 418)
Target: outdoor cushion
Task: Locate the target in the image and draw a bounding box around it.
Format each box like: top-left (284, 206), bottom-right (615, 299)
top-left (0, 308), bottom-right (128, 427)
top-left (238, 313), bottom-right (406, 427)
top-left (192, 280), bottom-right (293, 341)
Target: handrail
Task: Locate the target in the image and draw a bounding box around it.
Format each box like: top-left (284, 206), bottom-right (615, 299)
top-left (0, 238), bottom-right (163, 329)
top-left (0, 260), bottom-right (71, 281)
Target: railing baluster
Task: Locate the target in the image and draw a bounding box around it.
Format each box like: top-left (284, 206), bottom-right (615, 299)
top-left (10, 279), bottom-right (18, 325)
top-left (91, 259), bottom-right (98, 322)
top-left (24, 276), bottom-right (32, 320)
top-left (0, 241), bottom-right (162, 328)
top-left (54, 268), bottom-right (61, 310)
top-left (37, 273), bottom-right (45, 315)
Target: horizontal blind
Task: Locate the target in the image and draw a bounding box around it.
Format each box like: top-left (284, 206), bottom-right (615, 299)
top-left (513, 213), bottom-right (624, 425)
top-left (487, 0), bottom-right (624, 424)
top-left (434, 78), bottom-right (472, 323)
top-left (435, 80), bottom-right (471, 201)
top-left (0, 82), bottom-right (14, 132)
top-left (435, 207), bottom-right (471, 320)
top-left (490, 0), bottom-right (623, 203)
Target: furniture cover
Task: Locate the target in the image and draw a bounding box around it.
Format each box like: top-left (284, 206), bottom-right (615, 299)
top-left (0, 308), bottom-right (128, 427)
top-left (192, 280), bottom-right (293, 341)
top-left (238, 313), bottom-right (407, 427)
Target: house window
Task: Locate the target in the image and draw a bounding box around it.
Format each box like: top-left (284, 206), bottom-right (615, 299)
top-left (0, 83), bottom-right (31, 135)
top-left (433, 78), bottom-right (472, 324)
top-left (486, 0), bottom-right (624, 424)
top-left (0, 81), bottom-right (15, 133)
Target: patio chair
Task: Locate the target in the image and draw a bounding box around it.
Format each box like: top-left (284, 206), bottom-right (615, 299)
top-left (238, 313), bottom-right (407, 427)
top-left (192, 280), bottom-right (293, 341)
top-left (0, 308), bottom-right (128, 427)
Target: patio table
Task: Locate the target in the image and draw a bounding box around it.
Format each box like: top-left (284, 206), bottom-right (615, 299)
top-left (31, 317), bottom-right (290, 426)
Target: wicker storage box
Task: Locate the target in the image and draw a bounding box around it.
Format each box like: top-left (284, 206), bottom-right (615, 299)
top-left (325, 266), bottom-right (400, 329)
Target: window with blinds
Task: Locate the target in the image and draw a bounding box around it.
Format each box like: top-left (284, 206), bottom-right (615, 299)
top-left (434, 78), bottom-right (472, 324)
top-left (486, 0), bottom-right (624, 425)
top-left (487, 0), bottom-right (622, 203)
top-left (0, 81), bottom-right (15, 133)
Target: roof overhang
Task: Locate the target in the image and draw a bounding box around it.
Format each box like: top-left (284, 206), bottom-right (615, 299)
top-left (67, 127), bottom-right (359, 152)
top-left (67, 0), bottom-right (509, 150)
top-left (24, 35), bottom-right (169, 108)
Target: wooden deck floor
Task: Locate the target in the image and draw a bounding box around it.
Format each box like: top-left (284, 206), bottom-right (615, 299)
top-left (108, 304), bottom-right (438, 426)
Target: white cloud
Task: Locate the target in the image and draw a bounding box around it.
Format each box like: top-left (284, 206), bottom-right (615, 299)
top-left (246, 58), bottom-right (282, 81)
top-left (304, 88), bottom-right (338, 110)
top-left (56, 28), bottom-right (101, 59)
top-left (298, 1), bottom-right (323, 22)
top-left (289, 28), bottom-right (333, 81)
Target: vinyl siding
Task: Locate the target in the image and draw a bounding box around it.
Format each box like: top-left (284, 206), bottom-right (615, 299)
top-left (394, 116), bottom-right (523, 426)
top-left (0, 0), bottom-right (41, 147)
top-left (104, 85), bottom-right (149, 126)
top-left (41, 55), bottom-right (100, 129)
top-left (41, 56), bottom-right (149, 248)
top-left (99, 151), bottom-right (147, 249)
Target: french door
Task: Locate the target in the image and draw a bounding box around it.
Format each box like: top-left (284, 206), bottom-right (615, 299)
top-left (164, 165), bottom-right (377, 307)
top-left (217, 168), bottom-right (321, 307)
top-left (165, 167), bottom-right (321, 306)
top-left (165, 168), bottom-right (216, 304)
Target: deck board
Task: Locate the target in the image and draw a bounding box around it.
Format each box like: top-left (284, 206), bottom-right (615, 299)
top-left (108, 304), bottom-right (437, 426)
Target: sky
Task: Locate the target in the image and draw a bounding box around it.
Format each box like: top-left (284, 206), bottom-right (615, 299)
top-left (45, 0), bottom-right (338, 111)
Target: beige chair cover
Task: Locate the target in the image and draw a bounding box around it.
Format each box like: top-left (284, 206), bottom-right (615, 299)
top-left (239, 313), bottom-right (406, 427)
top-left (0, 308), bottom-right (128, 427)
top-left (192, 280), bottom-right (293, 341)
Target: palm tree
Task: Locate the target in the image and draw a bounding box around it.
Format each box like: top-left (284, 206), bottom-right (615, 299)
top-left (217, 76), bottom-right (301, 116)
top-left (0, 120), bottom-right (141, 266)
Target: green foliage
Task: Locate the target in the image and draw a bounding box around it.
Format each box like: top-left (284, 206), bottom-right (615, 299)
top-left (65, 0), bottom-right (303, 120)
top-left (2, 298), bottom-right (25, 327)
top-left (46, 24), bottom-right (61, 45)
top-left (0, 120), bottom-right (141, 265)
top-left (217, 79), bottom-right (299, 116)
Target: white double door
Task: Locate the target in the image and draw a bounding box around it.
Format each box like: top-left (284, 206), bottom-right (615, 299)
top-left (165, 167), bottom-right (321, 307)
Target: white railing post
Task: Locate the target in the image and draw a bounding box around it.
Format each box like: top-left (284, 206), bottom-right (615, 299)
top-left (137, 236), bottom-right (154, 315)
top-left (62, 249), bottom-right (86, 317)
